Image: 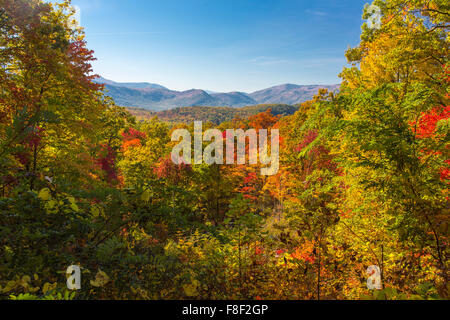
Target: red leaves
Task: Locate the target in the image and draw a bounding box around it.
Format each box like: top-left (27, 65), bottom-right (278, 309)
top-left (14, 126), bottom-right (44, 165)
top-left (17, 125), bottom-right (43, 151)
top-left (67, 40), bottom-right (102, 91)
top-left (154, 156), bottom-right (192, 184)
top-left (243, 172), bottom-right (257, 184)
top-left (240, 172), bottom-right (259, 201)
top-left (411, 106), bottom-right (449, 182)
top-left (122, 128), bottom-right (147, 142)
top-left (411, 106), bottom-right (450, 139)
top-left (295, 129), bottom-right (341, 176)
top-left (242, 186), bottom-right (255, 193)
top-left (295, 130), bottom-right (318, 152)
top-left (255, 246), bottom-right (263, 255)
top-left (95, 144), bottom-right (118, 183)
top-left (440, 160), bottom-right (450, 182)
top-left (24, 126), bottom-right (44, 149)
top-left (154, 157), bottom-right (175, 179)
top-left (95, 128), bottom-right (146, 184)
top-left (15, 152), bottom-right (31, 166)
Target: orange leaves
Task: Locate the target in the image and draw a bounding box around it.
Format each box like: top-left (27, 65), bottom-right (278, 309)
top-left (338, 209), bottom-right (353, 219)
top-left (248, 108), bottom-right (280, 130)
top-left (121, 128), bottom-right (146, 151)
top-left (122, 138), bottom-right (141, 151)
top-left (290, 243), bottom-right (316, 264)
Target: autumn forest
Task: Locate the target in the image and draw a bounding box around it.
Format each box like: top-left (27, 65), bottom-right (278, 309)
top-left (0, 0), bottom-right (449, 301)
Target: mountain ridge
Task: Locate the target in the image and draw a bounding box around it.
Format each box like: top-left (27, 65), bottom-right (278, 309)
top-left (94, 76), bottom-right (339, 111)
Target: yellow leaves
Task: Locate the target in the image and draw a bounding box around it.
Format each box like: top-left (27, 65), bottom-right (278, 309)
top-left (68, 196), bottom-right (79, 212)
top-left (90, 204), bottom-right (105, 218)
top-left (0, 276), bottom-right (40, 294)
top-left (1, 280), bottom-right (18, 293)
top-left (47, 199), bottom-right (58, 211)
top-left (37, 188), bottom-right (82, 214)
top-left (131, 286), bottom-right (151, 300)
top-left (42, 282), bottom-right (57, 295)
top-left (21, 275), bottom-right (31, 285)
top-left (357, 11), bottom-right (445, 89)
top-left (183, 279), bottom-right (200, 297)
top-left (90, 269), bottom-right (110, 288)
top-left (164, 240), bottom-right (178, 256)
top-left (90, 205), bottom-right (101, 217)
top-left (38, 188), bottom-right (52, 201)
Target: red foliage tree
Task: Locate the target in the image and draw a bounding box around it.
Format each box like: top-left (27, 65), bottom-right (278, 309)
top-left (14, 126), bottom-right (44, 166)
top-left (95, 144), bottom-right (118, 183)
top-left (154, 156), bottom-right (192, 185)
top-left (122, 128), bottom-right (147, 142)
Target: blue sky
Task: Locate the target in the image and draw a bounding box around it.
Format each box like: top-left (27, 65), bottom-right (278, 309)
top-left (65, 0), bottom-right (369, 92)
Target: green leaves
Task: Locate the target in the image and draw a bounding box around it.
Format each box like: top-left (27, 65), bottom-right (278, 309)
top-left (141, 188), bottom-right (152, 203)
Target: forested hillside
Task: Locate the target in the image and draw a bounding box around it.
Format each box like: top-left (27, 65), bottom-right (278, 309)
top-left (0, 0), bottom-right (448, 301)
top-left (127, 104), bottom-right (298, 124)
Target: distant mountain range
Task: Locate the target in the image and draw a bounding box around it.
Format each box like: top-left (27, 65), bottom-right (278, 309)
top-left (94, 76), bottom-right (339, 111)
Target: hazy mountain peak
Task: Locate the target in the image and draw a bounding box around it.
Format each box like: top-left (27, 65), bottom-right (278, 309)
top-left (94, 76), bottom-right (168, 91)
top-left (249, 83), bottom-right (339, 105)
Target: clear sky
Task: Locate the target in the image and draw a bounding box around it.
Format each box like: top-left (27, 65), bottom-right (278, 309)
top-left (65, 0), bottom-right (369, 93)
